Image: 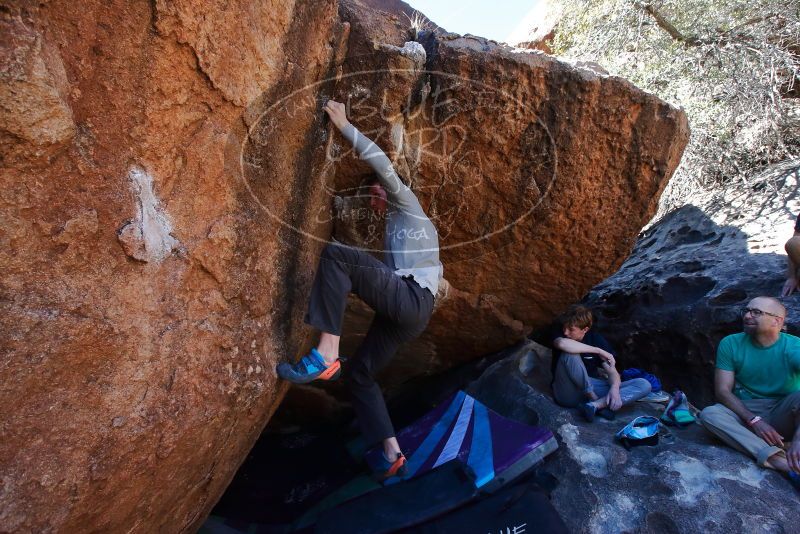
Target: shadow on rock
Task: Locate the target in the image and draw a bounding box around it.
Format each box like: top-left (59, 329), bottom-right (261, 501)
top-left (581, 163), bottom-right (800, 406)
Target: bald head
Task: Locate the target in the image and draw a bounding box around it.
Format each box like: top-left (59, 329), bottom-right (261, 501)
top-left (742, 296), bottom-right (786, 342)
top-left (748, 296), bottom-right (786, 318)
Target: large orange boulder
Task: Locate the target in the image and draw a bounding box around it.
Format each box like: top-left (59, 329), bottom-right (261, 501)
top-left (0, 0), bottom-right (688, 531)
top-left (1, 0), bottom-right (344, 531)
top-left (332, 0), bottom-right (689, 387)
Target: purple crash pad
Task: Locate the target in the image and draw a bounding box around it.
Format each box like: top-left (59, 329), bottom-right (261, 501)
top-left (366, 391), bottom-right (558, 492)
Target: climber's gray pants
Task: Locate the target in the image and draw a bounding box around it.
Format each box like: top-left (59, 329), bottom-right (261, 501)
top-left (305, 243), bottom-right (434, 445)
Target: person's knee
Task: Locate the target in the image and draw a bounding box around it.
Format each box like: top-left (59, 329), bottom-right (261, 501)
top-left (699, 403), bottom-right (725, 426)
top-left (559, 353), bottom-right (581, 366)
top-left (557, 353), bottom-right (584, 374)
top-left (786, 236), bottom-right (800, 261)
top-left (632, 378), bottom-right (652, 394)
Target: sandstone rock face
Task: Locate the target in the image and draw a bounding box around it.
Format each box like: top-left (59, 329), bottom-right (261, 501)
top-left (1, 1), bottom-right (343, 531)
top-left (0, 9), bottom-right (75, 164)
top-left (582, 161), bottom-right (800, 405)
top-left (468, 343), bottom-right (798, 533)
top-left (1, 0), bottom-right (687, 531)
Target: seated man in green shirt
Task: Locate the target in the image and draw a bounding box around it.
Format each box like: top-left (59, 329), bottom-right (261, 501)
top-left (699, 296), bottom-right (800, 488)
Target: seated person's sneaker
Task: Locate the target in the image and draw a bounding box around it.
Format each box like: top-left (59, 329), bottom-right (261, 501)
top-left (276, 348), bottom-right (340, 384)
top-left (596, 407), bottom-right (616, 421)
top-left (660, 390), bottom-right (696, 427)
top-left (375, 452), bottom-right (407, 482)
top-left (578, 402), bottom-right (596, 422)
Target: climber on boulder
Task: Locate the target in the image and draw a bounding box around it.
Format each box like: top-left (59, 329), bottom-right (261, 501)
top-left (276, 100), bottom-right (443, 481)
top-left (537, 305), bottom-right (651, 421)
top-left (780, 212), bottom-right (800, 297)
top-left (699, 296), bottom-right (800, 489)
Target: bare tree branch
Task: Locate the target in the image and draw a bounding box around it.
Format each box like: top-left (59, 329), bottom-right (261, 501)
top-left (636, 2), bottom-right (781, 46)
top-left (635, 2), bottom-right (702, 45)
top-left (721, 14), bottom-right (779, 36)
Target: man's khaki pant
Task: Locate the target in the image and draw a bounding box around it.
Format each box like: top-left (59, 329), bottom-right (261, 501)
top-left (699, 392), bottom-right (800, 467)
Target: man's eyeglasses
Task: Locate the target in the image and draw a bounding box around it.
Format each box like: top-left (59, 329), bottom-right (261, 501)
top-left (741, 307), bottom-right (784, 319)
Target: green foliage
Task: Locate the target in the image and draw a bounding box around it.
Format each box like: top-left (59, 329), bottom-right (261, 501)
top-left (549, 0), bottom-right (800, 213)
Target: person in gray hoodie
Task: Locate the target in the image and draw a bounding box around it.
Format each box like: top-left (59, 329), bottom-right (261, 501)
top-left (277, 100), bottom-right (443, 481)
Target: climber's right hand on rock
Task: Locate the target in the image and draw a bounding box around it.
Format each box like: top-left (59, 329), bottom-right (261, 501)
top-left (323, 100), bottom-right (350, 131)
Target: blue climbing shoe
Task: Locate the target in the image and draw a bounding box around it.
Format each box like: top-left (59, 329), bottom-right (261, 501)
top-left (276, 348), bottom-right (340, 384)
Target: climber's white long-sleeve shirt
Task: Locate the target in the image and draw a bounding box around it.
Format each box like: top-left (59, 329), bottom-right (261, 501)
top-left (342, 124), bottom-right (443, 295)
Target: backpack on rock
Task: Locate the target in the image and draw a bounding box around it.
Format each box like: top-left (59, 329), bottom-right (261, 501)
top-left (615, 416), bottom-right (661, 450)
